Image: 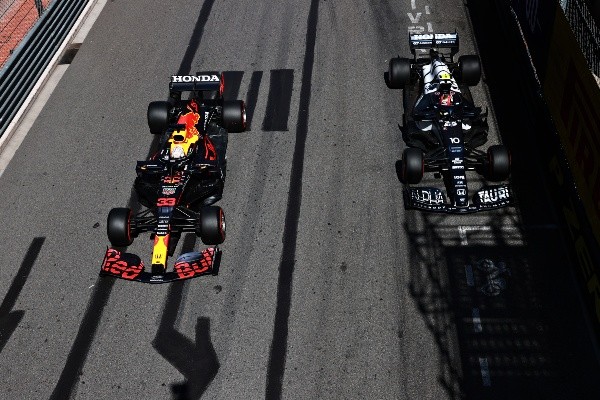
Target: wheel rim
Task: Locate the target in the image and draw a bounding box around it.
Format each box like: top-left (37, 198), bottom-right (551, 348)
top-left (219, 208), bottom-right (226, 240)
top-left (241, 103), bottom-right (247, 129)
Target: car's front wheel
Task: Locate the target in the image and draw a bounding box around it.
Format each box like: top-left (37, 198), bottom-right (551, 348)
top-left (107, 208), bottom-right (134, 247)
top-left (486, 145), bottom-right (511, 181)
top-left (196, 206), bottom-right (226, 245)
top-left (399, 147), bottom-right (424, 184)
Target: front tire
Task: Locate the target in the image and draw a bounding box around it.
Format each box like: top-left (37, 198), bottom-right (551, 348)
top-left (197, 206), bottom-right (226, 245)
top-left (107, 208), bottom-right (134, 247)
top-left (486, 145), bottom-right (511, 181)
top-left (399, 147), bottom-right (424, 184)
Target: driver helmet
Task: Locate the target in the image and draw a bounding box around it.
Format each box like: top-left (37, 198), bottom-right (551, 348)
top-left (171, 145), bottom-right (186, 159)
top-left (437, 71), bottom-right (451, 81)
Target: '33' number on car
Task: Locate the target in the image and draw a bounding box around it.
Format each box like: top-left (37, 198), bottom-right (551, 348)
top-left (157, 198), bottom-right (176, 206)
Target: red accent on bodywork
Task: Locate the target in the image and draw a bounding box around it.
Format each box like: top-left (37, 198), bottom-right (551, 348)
top-left (177, 110), bottom-right (201, 139)
top-left (101, 248), bottom-right (144, 280)
top-left (203, 135), bottom-right (217, 161)
top-left (157, 197), bottom-right (176, 206)
top-left (173, 248), bottom-right (215, 279)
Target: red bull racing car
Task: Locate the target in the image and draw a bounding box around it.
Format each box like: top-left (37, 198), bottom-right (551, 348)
top-left (388, 33), bottom-right (512, 213)
top-left (101, 72), bottom-right (246, 283)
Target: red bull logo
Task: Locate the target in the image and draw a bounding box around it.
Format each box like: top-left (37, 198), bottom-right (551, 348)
top-left (178, 100), bottom-right (201, 139)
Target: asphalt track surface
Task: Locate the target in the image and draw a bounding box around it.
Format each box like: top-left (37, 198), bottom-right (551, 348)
top-left (0, 0), bottom-right (599, 399)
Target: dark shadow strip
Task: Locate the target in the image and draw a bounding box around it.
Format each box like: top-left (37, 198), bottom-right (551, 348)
top-left (152, 234), bottom-right (219, 400)
top-left (262, 69), bottom-right (294, 131)
top-left (49, 2), bottom-right (216, 397)
top-left (245, 71), bottom-right (263, 129)
top-left (0, 237), bottom-right (45, 353)
top-left (0, 237), bottom-right (45, 317)
top-left (221, 71), bottom-right (244, 100)
top-left (265, 0), bottom-right (319, 398)
top-left (177, 0), bottom-right (216, 76)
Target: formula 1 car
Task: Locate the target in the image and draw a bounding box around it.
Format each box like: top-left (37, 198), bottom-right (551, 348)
top-left (388, 33), bottom-right (512, 213)
top-left (101, 72), bottom-right (246, 283)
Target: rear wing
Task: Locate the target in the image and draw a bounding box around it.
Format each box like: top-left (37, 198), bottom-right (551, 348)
top-left (169, 71), bottom-right (223, 93)
top-left (409, 33), bottom-right (459, 58)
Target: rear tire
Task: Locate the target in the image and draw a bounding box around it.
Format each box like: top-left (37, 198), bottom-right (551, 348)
top-left (197, 206), bottom-right (226, 245)
top-left (400, 148), bottom-right (424, 184)
top-left (222, 100), bottom-right (246, 132)
top-left (457, 55), bottom-right (481, 86)
top-left (389, 57), bottom-right (411, 89)
top-left (486, 145), bottom-right (511, 181)
top-left (147, 101), bottom-right (171, 134)
top-left (107, 208), bottom-right (134, 247)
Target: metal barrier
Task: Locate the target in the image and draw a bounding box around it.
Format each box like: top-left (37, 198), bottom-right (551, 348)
top-left (562, 0), bottom-right (600, 76)
top-left (0, 1), bottom-right (53, 68)
top-left (0, 0), bottom-right (88, 137)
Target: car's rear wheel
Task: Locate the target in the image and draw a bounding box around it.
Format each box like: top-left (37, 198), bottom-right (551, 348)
top-left (147, 101), bottom-right (171, 134)
top-left (457, 55), bottom-right (481, 86)
top-left (197, 206), bottom-right (226, 245)
top-left (486, 145), bottom-right (511, 181)
top-left (400, 147), bottom-right (424, 184)
top-left (222, 100), bottom-right (246, 132)
top-left (389, 57), bottom-right (411, 89)
top-left (107, 208), bottom-right (134, 247)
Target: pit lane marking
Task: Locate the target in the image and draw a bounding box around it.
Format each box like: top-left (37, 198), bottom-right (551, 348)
top-left (465, 264), bottom-right (474, 286)
top-left (407, 1), bottom-right (434, 43)
top-left (458, 225), bottom-right (491, 245)
top-left (472, 307), bottom-right (482, 332)
top-left (479, 357), bottom-right (492, 386)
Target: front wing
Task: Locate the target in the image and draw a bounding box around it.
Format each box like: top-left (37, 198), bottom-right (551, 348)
top-left (404, 185), bottom-right (512, 213)
top-left (100, 247), bottom-right (221, 283)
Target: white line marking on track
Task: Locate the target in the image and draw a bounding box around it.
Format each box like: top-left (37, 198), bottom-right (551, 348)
top-left (479, 357), bottom-right (492, 386)
top-left (472, 308), bottom-right (482, 332)
top-left (465, 264), bottom-right (474, 286)
top-left (458, 225), bottom-right (491, 246)
top-left (425, 5), bottom-right (431, 14)
top-left (427, 22), bottom-right (433, 32)
top-left (88, 285), bottom-right (95, 289)
top-left (408, 12), bottom-right (422, 23)
top-left (411, 0), bottom-right (416, 10)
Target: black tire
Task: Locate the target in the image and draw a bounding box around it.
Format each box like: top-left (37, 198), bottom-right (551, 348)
top-left (222, 100), bottom-right (246, 132)
top-left (107, 208), bottom-right (134, 247)
top-left (197, 206), bottom-right (226, 245)
top-left (147, 101), bottom-right (171, 134)
top-left (400, 147), bottom-right (424, 184)
top-left (457, 55), bottom-right (481, 86)
top-left (389, 57), bottom-right (411, 89)
top-left (486, 145), bottom-right (511, 181)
